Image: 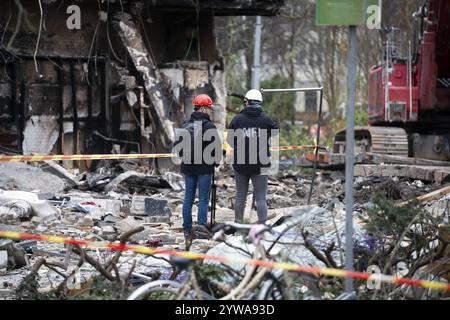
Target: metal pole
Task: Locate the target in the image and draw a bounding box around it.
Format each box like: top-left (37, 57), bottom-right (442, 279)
top-left (384, 36), bottom-right (390, 121)
top-left (379, 0), bottom-right (383, 21)
top-left (345, 25), bottom-right (358, 294)
top-left (252, 16), bottom-right (262, 89)
top-left (307, 89), bottom-right (323, 205)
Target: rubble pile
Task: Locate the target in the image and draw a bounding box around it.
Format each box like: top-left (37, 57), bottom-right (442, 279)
top-left (0, 160), bottom-right (449, 300)
top-left (0, 163), bottom-right (67, 194)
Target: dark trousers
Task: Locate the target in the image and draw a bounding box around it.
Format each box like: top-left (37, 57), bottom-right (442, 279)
top-left (234, 171), bottom-right (268, 223)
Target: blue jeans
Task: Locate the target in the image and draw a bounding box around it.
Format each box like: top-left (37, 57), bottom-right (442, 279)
top-left (182, 174), bottom-right (212, 230)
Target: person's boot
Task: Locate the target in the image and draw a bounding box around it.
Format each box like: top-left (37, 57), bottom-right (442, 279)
top-left (183, 228), bottom-right (193, 240)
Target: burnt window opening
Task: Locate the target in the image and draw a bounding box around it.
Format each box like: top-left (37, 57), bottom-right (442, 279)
top-left (163, 12), bottom-right (202, 62)
top-left (183, 27), bottom-right (200, 61)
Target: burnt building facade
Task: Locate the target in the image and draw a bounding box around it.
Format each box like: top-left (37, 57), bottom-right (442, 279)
top-left (0, 0), bottom-right (284, 170)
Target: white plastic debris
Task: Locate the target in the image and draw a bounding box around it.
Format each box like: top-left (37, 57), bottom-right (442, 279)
top-left (0, 190), bottom-right (60, 222)
top-left (0, 200), bottom-right (32, 222)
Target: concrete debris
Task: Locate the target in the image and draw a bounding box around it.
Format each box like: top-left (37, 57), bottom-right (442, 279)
top-left (79, 216), bottom-right (94, 228)
top-left (145, 197), bottom-right (172, 220)
top-left (206, 205), bottom-right (367, 274)
top-left (81, 172), bottom-right (115, 191)
top-left (0, 163), bottom-right (66, 193)
top-left (130, 195), bottom-right (171, 222)
top-left (102, 214), bottom-right (121, 224)
top-left (0, 191), bottom-right (60, 222)
top-left (0, 200), bottom-right (32, 222)
top-left (355, 164), bottom-right (450, 183)
top-left (39, 161), bottom-right (80, 188)
top-left (30, 216), bottom-right (43, 226)
top-left (1, 161), bottom-right (449, 300)
top-left (16, 241), bottom-right (37, 254)
top-left (104, 171), bottom-right (173, 193)
top-left (303, 152), bottom-right (450, 169)
top-left (114, 216), bottom-right (160, 242)
top-left (0, 251), bottom-right (7, 273)
top-left (104, 171), bottom-right (145, 192)
top-left (101, 226), bottom-right (116, 236)
top-left (130, 195), bottom-right (148, 216)
top-left (0, 240), bottom-right (28, 270)
top-left (162, 172), bottom-right (185, 191)
top-left (0, 289), bottom-right (11, 297)
top-left (114, 216), bottom-right (143, 233)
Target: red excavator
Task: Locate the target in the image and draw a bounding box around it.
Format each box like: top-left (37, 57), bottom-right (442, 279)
top-left (333, 0), bottom-right (450, 161)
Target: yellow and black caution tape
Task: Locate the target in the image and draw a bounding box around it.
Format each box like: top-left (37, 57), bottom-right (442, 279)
top-left (0, 145), bottom-right (328, 163)
top-left (0, 153), bottom-right (177, 162)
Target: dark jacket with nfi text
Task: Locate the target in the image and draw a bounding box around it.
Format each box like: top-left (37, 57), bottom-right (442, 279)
top-left (228, 103), bottom-right (279, 175)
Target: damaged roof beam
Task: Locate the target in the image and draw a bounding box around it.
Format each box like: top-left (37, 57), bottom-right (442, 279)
top-left (127, 0), bottom-right (286, 16)
top-left (112, 12), bottom-right (177, 148)
top-left (0, 51), bottom-right (108, 62)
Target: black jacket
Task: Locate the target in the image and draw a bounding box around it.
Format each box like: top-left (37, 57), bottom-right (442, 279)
top-left (228, 103), bottom-right (279, 175)
top-left (175, 112), bottom-right (221, 176)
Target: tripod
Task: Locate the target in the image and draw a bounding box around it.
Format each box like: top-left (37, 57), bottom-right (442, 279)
top-left (210, 169), bottom-right (217, 228)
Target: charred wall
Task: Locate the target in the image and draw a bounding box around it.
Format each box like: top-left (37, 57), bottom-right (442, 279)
top-left (0, 0), bottom-right (270, 171)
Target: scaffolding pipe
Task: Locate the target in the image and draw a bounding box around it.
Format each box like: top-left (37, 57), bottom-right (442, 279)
top-left (251, 16), bottom-right (262, 90)
top-left (261, 87), bottom-right (323, 93)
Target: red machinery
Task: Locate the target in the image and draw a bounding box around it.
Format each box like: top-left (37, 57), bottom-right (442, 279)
top-left (334, 0), bottom-right (450, 161)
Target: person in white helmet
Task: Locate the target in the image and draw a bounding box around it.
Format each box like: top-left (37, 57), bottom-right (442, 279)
top-left (227, 89), bottom-right (279, 223)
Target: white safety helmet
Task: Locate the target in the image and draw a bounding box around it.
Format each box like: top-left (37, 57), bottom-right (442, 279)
top-left (244, 89), bottom-right (263, 102)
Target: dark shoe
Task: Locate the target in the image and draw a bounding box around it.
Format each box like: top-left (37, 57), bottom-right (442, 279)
top-left (183, 228), bottom-right (192, 240)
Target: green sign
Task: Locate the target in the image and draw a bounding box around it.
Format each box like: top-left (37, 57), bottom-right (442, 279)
top-left (316, 0), bottom-right (380, 26)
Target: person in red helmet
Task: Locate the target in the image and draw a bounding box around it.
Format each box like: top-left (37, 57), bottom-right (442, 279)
top-left (192, 94), bottom-right (213, 109)
top-left (175, 94), bottom-right (221, 241)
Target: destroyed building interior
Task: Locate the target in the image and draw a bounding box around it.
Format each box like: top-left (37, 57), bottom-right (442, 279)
top-left (0, 0), bottom-right (251, 167)
top-left (0, 0), bottom-right (449, 302)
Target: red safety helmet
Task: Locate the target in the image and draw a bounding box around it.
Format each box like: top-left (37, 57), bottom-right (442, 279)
top-left (192, 94), bottom-right (213, 108)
